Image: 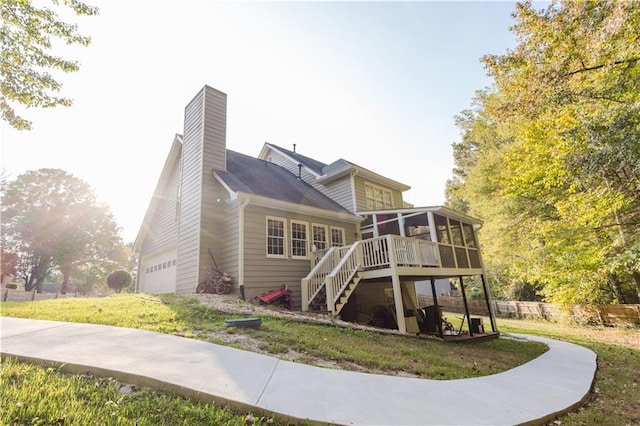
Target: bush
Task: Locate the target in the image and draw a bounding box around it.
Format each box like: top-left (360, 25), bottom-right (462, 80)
top-left (106, 270), bottom-right (132, 293)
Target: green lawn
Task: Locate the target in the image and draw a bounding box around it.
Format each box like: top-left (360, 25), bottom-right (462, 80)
top-left (2, 293), bottom-right (638, 425)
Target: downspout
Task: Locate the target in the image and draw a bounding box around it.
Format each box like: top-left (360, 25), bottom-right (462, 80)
top-left (238, 198), bottom-right (250, 300)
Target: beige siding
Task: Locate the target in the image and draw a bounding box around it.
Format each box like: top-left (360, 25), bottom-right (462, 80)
top-left (197, 88), bottom-right (229, 291)
top-left (176, 88), bottom-right (204, 293)
top-left (321, 178), bottom-right (354, 212)
top-left (353, 175), bottom-right (404, 212)
top-left (266, 149), bottom-right (357, 213)
top-left (141, 161), bottom-right (179, 254)
top-left (241, 204), bottom-right (358, 306)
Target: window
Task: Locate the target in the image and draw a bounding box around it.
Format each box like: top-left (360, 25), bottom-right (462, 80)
top-left (331, 227), bottom-right (345, 247)
top-left (312, 224), bottom-right (328, 251)
top-left (291, 221), bottom-right (308, 259)
top-left (365, 182), bottom-right (394, 210)
top-left (266, 217), bottom-right (286, 258)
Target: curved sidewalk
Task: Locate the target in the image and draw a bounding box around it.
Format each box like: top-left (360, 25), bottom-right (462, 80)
top-left (1, 317), bottom-right (596, 425)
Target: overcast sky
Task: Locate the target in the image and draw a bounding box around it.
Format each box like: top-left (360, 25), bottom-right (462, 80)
top-left (2, 1), bottom-right (520, 243)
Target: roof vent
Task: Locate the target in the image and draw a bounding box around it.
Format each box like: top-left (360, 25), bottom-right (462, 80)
top-left (293, 143), bottom-right (297, 153)
top-left (297, 164), bottom-right (302, 180)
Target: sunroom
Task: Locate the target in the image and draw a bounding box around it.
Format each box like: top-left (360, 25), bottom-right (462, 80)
top-left (301, 206), bottom-right (498, 338)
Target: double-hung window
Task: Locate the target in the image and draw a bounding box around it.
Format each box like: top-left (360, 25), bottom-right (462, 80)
top-left (312, 224), bottom-right (328, 251)
top-left (330, 227), bottom-right (345, 247)
top-left (290, 220), bottom-right (308, 259)
top-left (266, 217), bottom-right (286, 258)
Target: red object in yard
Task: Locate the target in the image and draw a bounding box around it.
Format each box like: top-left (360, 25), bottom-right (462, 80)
top-left (253, 285), bottom-right (295, 310)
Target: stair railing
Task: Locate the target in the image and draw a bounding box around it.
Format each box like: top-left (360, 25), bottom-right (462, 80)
top-left (302, 245), bottom-right (354, 311)
top-left (325, 242), bottom-right (363, 312)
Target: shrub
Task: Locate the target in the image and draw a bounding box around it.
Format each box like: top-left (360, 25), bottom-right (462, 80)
top-left (106, 270), bottom-right (132, 293)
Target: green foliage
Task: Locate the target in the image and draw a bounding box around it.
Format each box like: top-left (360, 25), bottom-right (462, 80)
top-left (448, 1), bottom-right (640, 305)
top-left (1, 169), bottom-right (125, 293)
top-left (106, 269), bottom-right (132, 293)
top-left (1, 0), bottom-right (99, 130)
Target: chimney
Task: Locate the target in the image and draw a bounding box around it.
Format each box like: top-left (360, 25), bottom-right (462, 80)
top-left (183, 85), bottom-right (227, 172)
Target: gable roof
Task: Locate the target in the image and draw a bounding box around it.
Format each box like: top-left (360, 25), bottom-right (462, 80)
top-left (215, 150), bottom-right (353, 214)
top-left (260, 143), bottom-right (410, 192)
top-left (259, 143), bottom-right (327, 176)
top-left (133, 134), bottom-right (182, 252)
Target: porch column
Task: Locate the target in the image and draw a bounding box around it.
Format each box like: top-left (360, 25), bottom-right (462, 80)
top-left (392, 274), bottom-right (407, 334)
top-left (430, 278), bottom-right (443, 338)
top-left (480, 274), bottom-right (498, 332)
top-left (458, 276), bottom-right (473, 337)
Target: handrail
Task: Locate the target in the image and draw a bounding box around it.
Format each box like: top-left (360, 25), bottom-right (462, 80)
top-left (325, 242), bottom-right (362, 311)
top-left (302, 235), bottom-right (444, 312)
top-left (301, 247), bottom-right (337, 311)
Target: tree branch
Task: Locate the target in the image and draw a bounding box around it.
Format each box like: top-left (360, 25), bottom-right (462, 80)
top-left (564, 57), bottom-right (640, 77)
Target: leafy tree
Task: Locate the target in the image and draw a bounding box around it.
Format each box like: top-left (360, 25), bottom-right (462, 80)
top-left (448, 1), bottom-right (640, 305)
top-left (0, 169), bottom-right (124, 292)
top-left (106, 269), bottom-right (132, 293)
top-left (1, 0), bottom-right (99, 130)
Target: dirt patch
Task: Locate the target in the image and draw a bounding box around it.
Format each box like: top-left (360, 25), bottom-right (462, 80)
top-left (194, 293), bottom-right (426, 377)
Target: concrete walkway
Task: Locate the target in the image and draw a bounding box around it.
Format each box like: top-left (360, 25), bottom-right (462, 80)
top-left (1, 317), bottom-right (596, 425)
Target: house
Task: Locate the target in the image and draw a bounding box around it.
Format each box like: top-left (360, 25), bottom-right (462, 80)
top-left (133, 85), bottom-right (497, 336)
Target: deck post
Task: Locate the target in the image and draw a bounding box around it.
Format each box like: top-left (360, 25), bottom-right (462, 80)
top-left (480, 274), bottom-right (497, 332)
top-left (391, 274), bottom-right (407, 334)
top-left (430, 278), bottom-right (443, 338)
top-left (458, 276), bottom-right (473, 336)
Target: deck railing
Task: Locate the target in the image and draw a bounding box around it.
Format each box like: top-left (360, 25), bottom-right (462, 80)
top-left (302, 235), bottom-right (443, 312)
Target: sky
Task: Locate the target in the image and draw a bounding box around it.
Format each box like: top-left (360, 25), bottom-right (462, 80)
top-left (2, 1), bottom-right (521, 243)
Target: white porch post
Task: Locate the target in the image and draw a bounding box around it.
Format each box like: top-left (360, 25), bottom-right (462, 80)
top-left (325, 276), bottom-right (335, 313)
top-left (388, 236), bottom-right (406, 333)
top-left (392, 274), bottom-right (407, 334)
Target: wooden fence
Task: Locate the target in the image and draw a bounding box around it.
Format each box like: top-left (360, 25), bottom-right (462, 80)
top-left (417, 294), bottom-right (640, 327)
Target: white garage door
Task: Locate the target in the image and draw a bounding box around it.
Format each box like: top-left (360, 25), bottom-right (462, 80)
top-left (140, 249), bottom-right (177, 294)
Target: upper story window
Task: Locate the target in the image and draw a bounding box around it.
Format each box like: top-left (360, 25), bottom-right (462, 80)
top-left (266, 217), bottom-right (286, 258)
top-left (312, 224), bottom-right (328, 251)
top-left (331, 227), bottom-right (345, 247)
top-left (291, 220), bottom-right (308, 259)
top-left (365, 182), bottom-right (394, 210)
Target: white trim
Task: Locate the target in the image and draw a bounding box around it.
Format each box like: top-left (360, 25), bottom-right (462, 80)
top-left (330, 226), bottom-right (345, 247)
top-left (364, 181), bottom-right (395, 210)
top-left (290, 220), bottom-right (309, 259)
top-left (237, 192), bottom-right (362, 224)
top-left (312, 223), bottom-right (329, 251)
top-left (212, 171), bottom-right (238, 201)
top-left (258, 143), bottom-right (323, 178)
top-left (266, 216), bottom-right (287, 259)
top-left (239, 199), bottom-right (250, 289)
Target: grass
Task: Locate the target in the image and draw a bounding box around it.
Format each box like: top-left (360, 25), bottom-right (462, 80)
top-left (495, 317), bottom-right (640, 426)
top-left (1, 294), bottom-right (546, 379)
top-left (2, 294), bottom-right (638, 424)
top-left (1, 357), bottom-right (277, 426)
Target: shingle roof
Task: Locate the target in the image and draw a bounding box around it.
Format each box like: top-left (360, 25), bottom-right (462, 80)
top-left (267, 144), bottom-right (327, 176)
top-left (216, 150), bottom-right (352, 214)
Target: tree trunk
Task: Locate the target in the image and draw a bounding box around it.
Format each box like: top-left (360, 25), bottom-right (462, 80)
top-left (608, 273), bottom-right (626, 304)
top-left (632, 271), bottom-right (640, 300)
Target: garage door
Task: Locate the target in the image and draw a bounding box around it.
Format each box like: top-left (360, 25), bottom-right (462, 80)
top-left (140, 249), bottom-right (177, 294)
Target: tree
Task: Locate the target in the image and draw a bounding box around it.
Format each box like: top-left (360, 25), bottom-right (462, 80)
top-left (106, 269), bottom-right (132, 293)
top-left (449, 1), bottom-right (640, 305)
top-left (1, 0), bottom-right (99, 130)
top-left (1, 169), bottom-right (124, 292)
